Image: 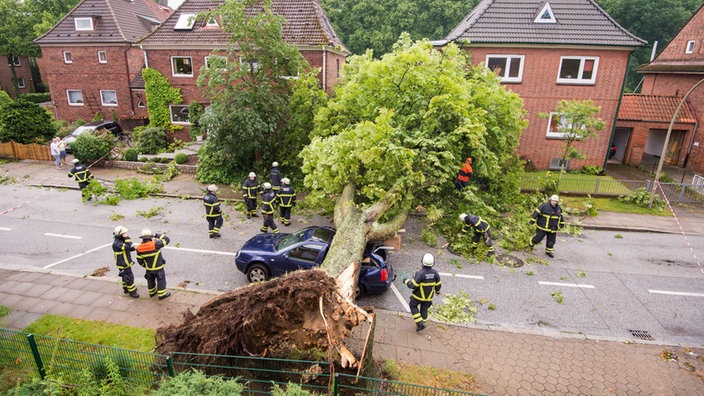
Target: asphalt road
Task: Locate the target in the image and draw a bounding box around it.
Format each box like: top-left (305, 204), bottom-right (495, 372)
top-left (1, 185), bottom-right (703, 347)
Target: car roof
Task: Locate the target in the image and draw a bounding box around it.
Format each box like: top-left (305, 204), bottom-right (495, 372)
top-left (83, 120), bottom-right (116, 127)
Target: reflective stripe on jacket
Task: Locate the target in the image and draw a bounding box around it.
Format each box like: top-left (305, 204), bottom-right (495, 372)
top-left (112, 237), bottom-right (134, 269)
top-left (136, 235), bottom-right (170, 271)
top-left (203, 192), bottom-right (222, 217)
top-left (68, 165), bottom-right (93, 183)
top-left (531, 202), bottom-right (564, 232)
top-left (405, 267), bottom-right (442, 301)
top-left (261, 191), bottom-right (276, 214)
top-left (277, 186), bottom-right (296, 207)
top-left (242, 178), bottom-right (260, 198)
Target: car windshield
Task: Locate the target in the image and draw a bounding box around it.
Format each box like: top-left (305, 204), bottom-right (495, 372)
top-left (274, 229), bottom-right (306, 251)
top-left (71, 126), bottom-right (94, 137)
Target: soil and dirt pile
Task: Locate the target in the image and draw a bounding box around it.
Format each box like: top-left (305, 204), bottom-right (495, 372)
top-left (156, 269), bottom-right (367, 359)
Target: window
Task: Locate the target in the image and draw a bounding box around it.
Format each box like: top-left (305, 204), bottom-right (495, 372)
top-left (170, 105), bottom-right (190, 123)
top-left (239, 56), bottom-right (259, 71)
top-left (557, 56), bottom-right (598, 84)
top-left (16, 78), bottom-right (25, 89)
top-left (74, 17), bottom-right (93, 31)
top-left (67, 90), bottom-right (84, 106)
top-left (206, 17), bottom-right (219, 27)
top-left (171, 56), bottom-right (193, 76)
top-left (7, 56), bottom-right (20, 67)
top-left (205, 55), bottom-right (226, 69)
top-left (98, 51), bottom-right (107, 63)
top-left (686, 40), bottom-right (695, 54)
top-left (174, 13), bottom-right (196, 30)
top-left (546, 112), bottom-right (586, 139)
top-left (534, 2), bottom-right (556, 23)
top-left (63, 51), bottom-right (72, 64)
top-left (288, 244), bottom-right (322, 262)
top-left (137, 99), bottom-right (145, 108)
top-left (100, 90), bottom-right (117, 106)
top-left (486, 55), bottom-right (524, 83)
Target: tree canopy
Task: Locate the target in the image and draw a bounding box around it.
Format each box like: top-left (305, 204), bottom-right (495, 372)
top-left (301, 36), bottom-right (526, 295)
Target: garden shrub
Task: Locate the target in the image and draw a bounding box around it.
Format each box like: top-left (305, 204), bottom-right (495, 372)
top-left (19, 92), bottom-right (51, 103)
top-left (160, 157), bottom-right (171, 163)
top-left (124, 148), bottom-right (138, 162)
top-left (174, 153), bottom-right (188, 164)
top-left (132, 126), bottom-right (169, 155)
top-left (139, 156), bottom-right (149, 162)
top-left (71, 129), bottom-right (115, 162)
top-left (0, 99), bottom-right (56, 144)
top-left (618, 187), bottom-right (666, 210)
top-left (153, 369), bottom-right (245, 396)
top-left (581, 165), bottom-right (602, 175)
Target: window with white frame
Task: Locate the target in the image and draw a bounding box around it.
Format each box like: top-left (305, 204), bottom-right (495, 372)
top-left (486, 55), bottom-right (524, 83)
top-left (67, 90), bottom-right (84, 105)
top-left (238, 56), bottom-right (259, 71)
top-left (205, 55), bottom-right (226, 69)
top-left (137, 99), bottom-right (145, 108)
top-left (171, 56), bottom-right (193, 76)
top-left (63, 51), bottom-right (73, 64)
top-left (557, 56), bottom-right (598, 84)
top-left (16, 78), bottom-right (25, 88)
top-left (546, 112), bottom-right (586, 139)
top-left (100, 90), bottom-right (117, 106)
top-left (98, 51), bottom-right (107, 63)
top-left (170, 105), bottom-right (190, 124)
top-left (686, 40), bottom-right (695, 54)
top-left (8, 56), bottom-right (20, 67)
top-left (74, 17), bottom-right (94, 31)
top-left (206, 17), bottom-right (219, 27)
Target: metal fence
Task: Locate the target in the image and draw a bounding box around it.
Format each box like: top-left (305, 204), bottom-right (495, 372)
top-left (520, 175), bottom-right (704, 203)
top-left (0, 328), bottom-right (485, 395)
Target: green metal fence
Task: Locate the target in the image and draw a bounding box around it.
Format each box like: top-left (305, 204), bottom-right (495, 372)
top-left (0, 328), bottom-right (485, 395)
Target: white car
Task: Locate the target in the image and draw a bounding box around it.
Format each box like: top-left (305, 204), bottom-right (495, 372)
top-left (61, 121), bottom-right (123, 151)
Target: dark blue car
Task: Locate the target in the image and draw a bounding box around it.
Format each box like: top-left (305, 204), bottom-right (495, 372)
top-left (235, 226), bottom-right (394, 296)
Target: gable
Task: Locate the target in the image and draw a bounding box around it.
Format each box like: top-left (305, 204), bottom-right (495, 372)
top-left (445, 0), bottom-right (645, 47)
top-left (638, 4), bottom-right (704, 73)
top-left (139, 0), bottom-right (347, 52)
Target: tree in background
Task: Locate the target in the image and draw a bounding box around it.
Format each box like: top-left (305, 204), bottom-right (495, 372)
top-left (301, 35), bottom-right (526, 300)
top-left (597, 0), bottom-right (701, 92)
top-left (26, 0), bottom-right (81, 37)
top-left (0, 99), bottom-right (56, 143)
top-left (322, 0), bottom-right (478, 56)
top-left (0, 0), bottom-right (40, 98)
top-left (540, 100), bottom-right (605, 185)
top-left (196, 0), bottom-right (321, 183)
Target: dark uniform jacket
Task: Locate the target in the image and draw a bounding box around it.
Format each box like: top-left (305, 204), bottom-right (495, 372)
top-left (405, 267), bottom-right (442, 302)
top-left (261, 190), bottom-right (277, 214)
top-left (242, 178), bottom-right (260, 199)
top-left (203, 192), bottom-right (222, 217)
top-left (462, 215), bottom-right (490, 235)
top-left (270, 167), bottom-right (282, 189)
top-left (113, 236), bottom-right (135, 270)
top-left (136, 234), bottom-right (170, 271)
top-left (531, 202), bottom-right (565, 232)
top-left (68, 163), bottom-right (93, 183)
top-left (277, 185), bottom-right (296, 207)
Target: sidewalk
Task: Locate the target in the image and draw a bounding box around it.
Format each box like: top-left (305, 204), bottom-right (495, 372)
top-left (2, 160), bottom-right (704, 394)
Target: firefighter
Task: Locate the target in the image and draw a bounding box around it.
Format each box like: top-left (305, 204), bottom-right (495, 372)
top-left (277, 177), bottom-right (296, 226)
top-left (136, 229), bottom-right (171, 300)
top-left (269, 161), bottom-right (282, 192)
top-left (203, 184), bottom-right (223, 238)
top-left (529, 195), bottom-right (565, 257)
top-left (403, 253), bottom-right (442, 332)
top-left (242, 172), bottom-right (260, 219)
top-left (260, 182), bottom-right (279, 233)
top-left (454, 157), bottom-right (473, 190)
top-left (112, 226), bottom-right (139, 298)
top-left (67, 158), bottom-right (94, 200)
top-left (459, 213), bottom-right (495, 257)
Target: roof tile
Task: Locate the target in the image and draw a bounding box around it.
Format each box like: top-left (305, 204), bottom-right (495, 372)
top-left (619, 94), bottom-right (697, 123)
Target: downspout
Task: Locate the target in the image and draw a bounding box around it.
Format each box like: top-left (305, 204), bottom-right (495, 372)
top-left (124, 44), bottom-right (135, 118)
top-left (322, 46), bottom-right (327, 92)
top-left (603, 50), bottom-right (633, 172)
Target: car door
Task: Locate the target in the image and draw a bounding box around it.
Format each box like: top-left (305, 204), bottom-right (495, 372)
top-left (279, 243), bottom-right (324, 275)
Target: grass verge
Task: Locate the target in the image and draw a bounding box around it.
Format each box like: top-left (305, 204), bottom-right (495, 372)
top-left (561, 196), bottom-right (672, 216)
top-left (381, 359), bottom-right (481, 393)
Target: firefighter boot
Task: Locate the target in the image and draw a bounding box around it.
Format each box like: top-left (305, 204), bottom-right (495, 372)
top-left (129, 291), bottom-right (140, 298)
top-left (416, 322), bottom-right (426, 332)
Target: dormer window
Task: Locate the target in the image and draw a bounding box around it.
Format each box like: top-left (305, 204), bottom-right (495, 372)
top-left (686, 40), bottom-right (695, 54)
top-left (535, 2), bottom-right (556, 24)
top-left (174, 13), bottom-right (196, 30)
top-left (75, 17), bottom-right (94, 31)
top-left (206, 17), bottom-right (219, 27)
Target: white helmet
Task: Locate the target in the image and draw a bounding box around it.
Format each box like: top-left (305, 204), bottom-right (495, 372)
top-left (113, 226), bottom-right (128, 237)
top-left (207, 184), bottom-right (218, 193)
top-left (550, 194), bottom-right (560, 202)
top-left (72, 158), bottom-right (80, 164)
top-left (249, 172), bottom-right (256, 178)
top-left (272, 161), bottom-right (279, 167)
top-left (263, 182), bottom-right (272, 190)
top-left (281, 178), bottom-right (290, 185)
top-left (140, 229), bottom-right (153, 239)
top-left (459, 213), bottom-right (467, 221)
top-left (422, 253), bottom-right (435, 267)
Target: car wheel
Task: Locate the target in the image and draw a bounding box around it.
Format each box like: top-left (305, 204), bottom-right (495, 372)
top-left (355, 284), bottom-right (366, 299)
top-left (246, 263), bottom-right (270, 283)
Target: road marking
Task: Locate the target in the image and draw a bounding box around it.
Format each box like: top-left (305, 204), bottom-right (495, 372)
top-left (649, 289), bottom-right (704, 297)
top-left (439, 272), bottom-right (484, 280)
top-left (165, 246), bottom-right (237, 256)
top-left (44, 243), bottom-right (111, 269)
top-left (0, 227), bottom-right (10, 231)
top-left (44, 233), bottom-right (82, 240)
top-left (539, 281), bottom-right (595, 289)
top-left (390, 283), bottom-right (410, 312)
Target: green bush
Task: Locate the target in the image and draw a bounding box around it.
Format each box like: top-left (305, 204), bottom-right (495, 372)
top-left (139, 156), bottom-right (149, 162)
top-left (71, 129), bottom-right (115, 162)
top-left (132, 126), bottom-right (169, 154)
top-left (0, 99), bottom-right (56, 144)
top-left (174, 153), bottom-right (188, 164)
top-left (581, 165), bottom-right (602, 175)
top-left (19, 92), bottom-right (51, 103)
top-left (618, 187), bottom-right (666, 211)
top-left (124, 148), bottom-right (138, 162)
top-left (160, 157), bottom-right (171, 163)
top-left (154, 370), bottom-right (245, 395)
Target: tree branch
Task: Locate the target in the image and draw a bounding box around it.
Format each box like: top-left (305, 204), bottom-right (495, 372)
top-left (366, 197), bottom-right (412, 242)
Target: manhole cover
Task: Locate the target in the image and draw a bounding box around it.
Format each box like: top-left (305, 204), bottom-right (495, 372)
top-left (496, 254), bottom-right (524, 268)
top-left (628, 329), bottom-right (654, 341)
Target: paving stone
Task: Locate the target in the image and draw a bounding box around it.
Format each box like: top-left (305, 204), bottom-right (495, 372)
top-left (22, 283), bottom-right (54, 298)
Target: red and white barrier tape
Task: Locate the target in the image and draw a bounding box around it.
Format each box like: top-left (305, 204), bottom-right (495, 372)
top-left (656, 181), bottom-right (703, 274)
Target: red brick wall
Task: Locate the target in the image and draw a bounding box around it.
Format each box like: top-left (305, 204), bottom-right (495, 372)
top-left (467, 46), bottom-right (631, 170)
top-left (38, 45), bottom-right (142, 124)
top-left (0, 56), bottom-right (35, 98)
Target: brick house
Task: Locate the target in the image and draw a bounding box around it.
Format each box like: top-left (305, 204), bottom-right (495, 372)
top-left (440, 0), bottom-right (646, 170)
top-left (34, 0), bottom-right (173, 129)
top-left (0, 56), bottom-right (35, 98)
top-left (616, 4), bottom-right (704, 176)
top-left (137, 0), bottom-right (348, 140)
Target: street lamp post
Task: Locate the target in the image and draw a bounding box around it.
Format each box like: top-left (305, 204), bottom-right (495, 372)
top-left (648, 78), bottom-right (704, 207)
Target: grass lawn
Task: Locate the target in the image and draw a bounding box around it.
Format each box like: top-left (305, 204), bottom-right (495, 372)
top-left (561, 196), bottom-right (672, 216)
top-left (521, 171), bottom-right (635, 195)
